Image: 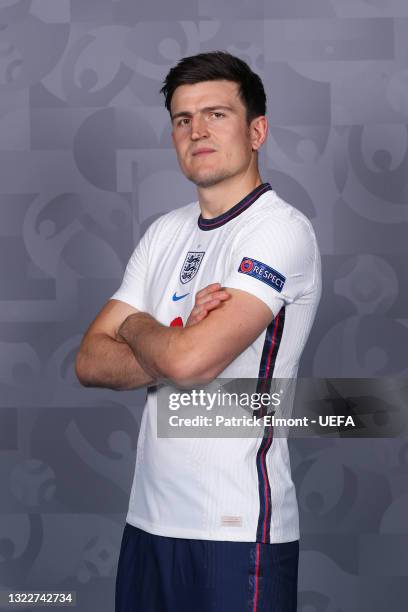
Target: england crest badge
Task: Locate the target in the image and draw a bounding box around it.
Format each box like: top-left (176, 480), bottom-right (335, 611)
top-left (180, 251), bottom-right (205, 284)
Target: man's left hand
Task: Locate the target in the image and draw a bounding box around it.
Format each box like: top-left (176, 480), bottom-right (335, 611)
top-left (186, 283), bottom-right (230, 327)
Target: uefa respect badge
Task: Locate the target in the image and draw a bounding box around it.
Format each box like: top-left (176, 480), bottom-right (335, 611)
top-left (238, 257), bottom-right (286, 293)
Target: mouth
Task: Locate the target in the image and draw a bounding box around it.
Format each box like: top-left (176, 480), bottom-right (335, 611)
top-left (192, 149), bottom-right (216, 157)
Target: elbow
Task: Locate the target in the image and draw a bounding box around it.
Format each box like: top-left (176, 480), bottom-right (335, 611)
top-left (158, 331), bottom-right (221, 387)
top-left (165, 353), bottom-right (219, 388)
top-left (74, 351), bottom-right (92, 387)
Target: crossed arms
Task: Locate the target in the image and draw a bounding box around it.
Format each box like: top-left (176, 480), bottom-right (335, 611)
top-left (75, 284), bottom-right (273, 390)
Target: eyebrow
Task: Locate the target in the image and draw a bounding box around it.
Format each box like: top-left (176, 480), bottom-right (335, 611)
top-left (171, 105), bottom-right (235, 121)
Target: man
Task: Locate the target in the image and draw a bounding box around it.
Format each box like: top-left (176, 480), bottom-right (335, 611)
top-left (75, 51), bottom-right (321, 612)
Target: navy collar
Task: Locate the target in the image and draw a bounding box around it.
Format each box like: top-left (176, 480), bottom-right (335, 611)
top-left (197, 182), bottom-right (272, 231)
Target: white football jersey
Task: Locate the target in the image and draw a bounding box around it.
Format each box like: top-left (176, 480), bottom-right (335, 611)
top-left (110, 183), bottom-right (321, 543)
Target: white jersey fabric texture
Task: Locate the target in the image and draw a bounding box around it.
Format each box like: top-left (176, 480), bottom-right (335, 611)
top-left (110, 183), bottom-right (322, 543)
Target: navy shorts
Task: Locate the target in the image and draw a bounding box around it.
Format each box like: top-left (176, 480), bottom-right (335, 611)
top-left (115, 523), bottom-right (299, 612)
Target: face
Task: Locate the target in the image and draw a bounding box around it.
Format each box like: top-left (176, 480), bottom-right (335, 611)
top-left (170, 80), bottom-right (265, 188)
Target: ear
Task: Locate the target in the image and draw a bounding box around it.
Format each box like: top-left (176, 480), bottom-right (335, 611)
top-left (250, 116), bottom-right (268, 151)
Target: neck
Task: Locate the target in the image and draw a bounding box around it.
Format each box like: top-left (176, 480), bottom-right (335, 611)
top-left (198, 173), bottom-right (263, 219)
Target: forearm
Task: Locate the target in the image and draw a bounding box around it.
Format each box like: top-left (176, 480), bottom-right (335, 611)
top-left (117, 293), bottom-right (272, 387)
top-left (75, 332), bottom-right (155, 391)
top-left (118, 313), bottom-right (182, 380)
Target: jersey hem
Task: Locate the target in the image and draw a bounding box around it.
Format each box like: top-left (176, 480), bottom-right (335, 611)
top-left (126, 512), bottom-right (300, 543)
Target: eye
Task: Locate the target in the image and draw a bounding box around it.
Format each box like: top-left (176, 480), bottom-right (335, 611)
top-left (176, 118), bottom-right (190, 126)
top-left (210, 112), bottom-right (225, 119)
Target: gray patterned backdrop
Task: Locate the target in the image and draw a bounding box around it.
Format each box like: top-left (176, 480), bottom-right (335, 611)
top-left (1, 1), bottom-right (407, 610)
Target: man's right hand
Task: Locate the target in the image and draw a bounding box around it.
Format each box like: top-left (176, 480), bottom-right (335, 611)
top-left (186, 283), bottom-right (230, 327)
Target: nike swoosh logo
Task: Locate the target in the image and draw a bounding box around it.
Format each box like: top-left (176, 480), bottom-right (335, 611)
top-left (172, 292), bottom-right (190, 302)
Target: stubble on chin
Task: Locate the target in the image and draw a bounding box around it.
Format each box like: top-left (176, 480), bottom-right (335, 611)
top-left (185, 167), bottom-right (235, 189)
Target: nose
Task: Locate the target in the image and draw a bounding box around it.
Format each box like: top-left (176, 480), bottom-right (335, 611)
top-left (190, 113), bottom-right (209, 140)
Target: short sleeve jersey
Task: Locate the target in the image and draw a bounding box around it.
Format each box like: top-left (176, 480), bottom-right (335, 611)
top-left (110, 183), bottom-right (321, 543)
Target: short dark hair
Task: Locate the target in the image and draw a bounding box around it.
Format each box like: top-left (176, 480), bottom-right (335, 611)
top-left (160, 51), bottom-right (266, 124)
